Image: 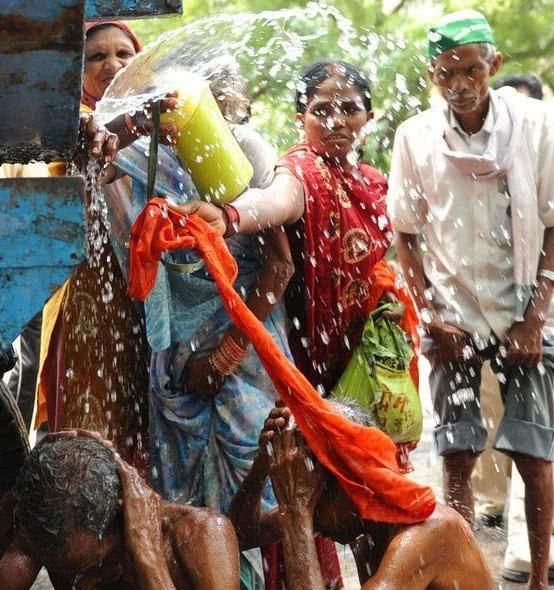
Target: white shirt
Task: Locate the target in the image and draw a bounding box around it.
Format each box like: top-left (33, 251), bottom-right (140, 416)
top-left (388, 91), bottom-right (554, 342)
top-left (448, 98), bottom-right (495, 155)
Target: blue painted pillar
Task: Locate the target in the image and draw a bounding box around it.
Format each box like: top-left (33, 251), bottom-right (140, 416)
top-left (0, 177), bottom-right (86, 348)
top-left (0, 0), bottom-right (86, 163)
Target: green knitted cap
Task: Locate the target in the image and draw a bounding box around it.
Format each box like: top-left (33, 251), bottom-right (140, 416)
top-left (428, 10), bottom-right (495, 59)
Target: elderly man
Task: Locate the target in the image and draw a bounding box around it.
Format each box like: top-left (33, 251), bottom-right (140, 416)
top-left (229, 401), bottom-right (493, 589)
top-left (0, 434), bottom-right (240, 589)
top-left (388, 10), bottom-right (554, 590)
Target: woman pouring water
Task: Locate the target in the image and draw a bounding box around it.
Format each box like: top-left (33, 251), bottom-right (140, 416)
top-left (176, 60), bottom-right (417, 408)
top-left (102, 66), bottom-right (295, 589)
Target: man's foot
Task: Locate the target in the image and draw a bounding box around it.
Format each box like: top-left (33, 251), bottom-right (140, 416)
top-left (502, 566), bottom-right (554, 584)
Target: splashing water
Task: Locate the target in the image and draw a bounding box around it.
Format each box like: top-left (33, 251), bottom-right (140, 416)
top-left (85, 158), bottom-right (111, 270)
top-left (77, 3), bottom-right (439, 497)
top-left (98, 4), bottom-right (361, 118)
top-left (95, 2), bottom-right (428, 160)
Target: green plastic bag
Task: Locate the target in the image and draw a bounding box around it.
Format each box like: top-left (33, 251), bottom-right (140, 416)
top-left (332, 305), bottom-right (423, 444)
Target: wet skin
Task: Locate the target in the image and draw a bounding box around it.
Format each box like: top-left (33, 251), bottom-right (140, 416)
top-left (297, 74), bottom-right (373, 167)
top-left (229, 405), bottom-right (495, 590)
top-left (41, 505), bottom-right (238, 590)
top-left (84, 27), bottom-right (137, 102)
top-left (314, 487), bottom-right (493, 590)
top-left (0, 469), bottom-right (240, 590)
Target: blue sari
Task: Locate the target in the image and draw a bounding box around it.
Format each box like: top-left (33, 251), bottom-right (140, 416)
top-left (105, 133), bottom-right (289, 587)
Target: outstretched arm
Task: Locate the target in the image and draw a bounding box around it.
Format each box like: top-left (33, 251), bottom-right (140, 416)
top-left (104, 94), bottom-right (179, 151)
top-left (169, 170), bottom-right (305, 235)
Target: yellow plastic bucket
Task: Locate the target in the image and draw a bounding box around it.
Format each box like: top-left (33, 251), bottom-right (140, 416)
top-left (160, 73), bottom-right (253, 205)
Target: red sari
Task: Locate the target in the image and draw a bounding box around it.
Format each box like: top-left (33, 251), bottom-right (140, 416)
top-left (270, 145), bottom-right (406, 590)
top-left (281, 144), bottom-right (394, 393)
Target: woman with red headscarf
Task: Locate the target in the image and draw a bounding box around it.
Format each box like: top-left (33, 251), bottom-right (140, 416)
top-left (81, 22), bottom-right (142, 112)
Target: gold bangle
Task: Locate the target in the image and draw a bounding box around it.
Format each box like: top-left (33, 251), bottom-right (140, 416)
top-left (221, 335), bottom-right (247, 364)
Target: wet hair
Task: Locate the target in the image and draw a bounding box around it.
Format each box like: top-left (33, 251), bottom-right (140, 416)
top-left (295, 60), bottom-right (372, 114)
top-left (206, 65), bottom-right (251, 124)
top-left (14, 436), bottom-right (121, 553)
top-left (493, 73), bottom-right (544, 100)
top-left (320, 398), bottom-right (377, 501)
top-left (327, 397), bottom-right (377, 428)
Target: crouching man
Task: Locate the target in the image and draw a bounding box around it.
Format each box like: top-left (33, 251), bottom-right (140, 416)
top-left (0, 434), bottom-right (240, 590)
top-left (229, 400), bottom-right (494, 589)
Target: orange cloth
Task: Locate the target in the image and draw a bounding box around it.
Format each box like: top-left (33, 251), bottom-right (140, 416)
top-left (366, 258), bottom-right (420, 387)
top-left (128, 198), bottom-right (436, 524)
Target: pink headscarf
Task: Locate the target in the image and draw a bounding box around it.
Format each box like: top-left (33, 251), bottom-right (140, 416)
top-left (82, 21), bottom-right (143, 110)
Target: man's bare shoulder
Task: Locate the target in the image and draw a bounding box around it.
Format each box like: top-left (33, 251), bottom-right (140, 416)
top-left (394, 503), bottom-right (473, 540)
top-left (163, 504), bottom-right (236, 543)
top-left (360, 505), bottom-right (492, 590)
top-left (162, 504), bottom-right (240, 590)
top-left (0, 535), bottom-right (42, 590)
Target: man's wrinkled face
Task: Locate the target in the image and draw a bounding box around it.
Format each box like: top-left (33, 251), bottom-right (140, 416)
top-left (42, 528), bottom-right (125, 590)
top-left (429, 44), bottom-right (502, 114)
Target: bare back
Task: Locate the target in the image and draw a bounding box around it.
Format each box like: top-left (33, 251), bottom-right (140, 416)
top-left (361, 504), bottom-right (494, 590)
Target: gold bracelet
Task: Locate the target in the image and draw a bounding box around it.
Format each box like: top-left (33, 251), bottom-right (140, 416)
top-left (221, 335), bottom-right (247, 364)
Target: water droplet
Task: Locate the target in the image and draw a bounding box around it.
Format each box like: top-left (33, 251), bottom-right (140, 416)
top-left (420, 308), bottom-right (433, 323)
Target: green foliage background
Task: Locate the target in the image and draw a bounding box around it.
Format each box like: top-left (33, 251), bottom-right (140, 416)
top-left (127, 0), bottom-right (553, 173)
